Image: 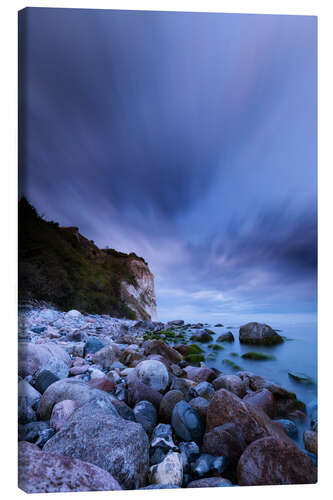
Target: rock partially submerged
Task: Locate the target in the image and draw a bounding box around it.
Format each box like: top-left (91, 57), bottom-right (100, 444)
top-left (239, 322), bottom-right (283, 345)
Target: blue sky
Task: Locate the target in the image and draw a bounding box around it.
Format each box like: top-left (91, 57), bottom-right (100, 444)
top-left (19, 8), bottom-right (317, 321)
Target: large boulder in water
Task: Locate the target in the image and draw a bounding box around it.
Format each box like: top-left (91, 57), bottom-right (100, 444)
top-left (237, 437), bottom-right (317, 485)
top-left (37, 378), bottom-right (118, 420)
top-left (43, 399), bottom-right (149, 489)
top-left (239, 322), bottom-right (283, 345)
top-left (18, 343), bottom-right (71, 378)
top-left (18, 441), bottom-right (121, 493)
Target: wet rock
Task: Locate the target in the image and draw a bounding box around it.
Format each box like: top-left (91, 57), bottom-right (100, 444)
top-left (194, 381), bottom-right (215, 400)
top-left (31, 370), bottom-right (60, 394)
top-left (184, 364), bottom-right (216, 383)
top-left (169, 377), bottom-right (197, 401)
top-left (303, 430), bottom-right (317, 455)
top-left (237, 437), bottom-right (317, 485)
top-left (159, 390), bottom-right (185, 422)
top-left (189, 397), bottom-right (209, 420)
top-left (274, 419), bottom-right (298, 438)
top-left (217, 332), bottom-right (234, 342)
top-left (43, 399), bottom-right (149, 489)
top-left (127, 380), bottom-right (163, 408)
top-left (84, 337), bottom-right (107, 355)
top-left (133, 400), bottom-right (157, 435)
top-left (190, 330), bottom-right (213, 343)
top-left (18, 343), bottom-right (71, 378)
top-left (202, 423), bottom-right (247, 463)
top-left (179, 441), bottom-right (200, 473)
top-left (239, 322), bottom-right (283, 345)
top-left (149, 451), bottom-right (183, 486)
top-left (243, 388), bottom-right (276, 418)
top-left (50, 400), bottom-right (80, 432)
top-left (18, 441), bottom-right (122, 493)
top-left (37, 378), bottom-right (118, 420)
top-left (171, 400), bottom-right (204, 444)
top-left (191, 453), bottom-right (228, 478)
top-left (167, 320), bottom-right (185, 327)
top-left (134, 360), bottom-right (169, 392)
top-left (145, 340), bottom-right (182, 364)
top-left (308, 400), bottom-right (318, 431)
top-left (150, 423), bottom-right (178, 465)
top-left (288, 371), bottom-right (313, 385)
top-left (187, 477), bottom-right (232, 488)
top-left (212, 374), bottom-right (246, 398)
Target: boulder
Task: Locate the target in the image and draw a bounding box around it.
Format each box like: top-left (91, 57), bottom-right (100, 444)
top-left (159, 390), bottom-right (185, 422)
top-left (187, 477), bottom-right (232, 488)
top-left (37, 378), bottom-right (118, 420)
top-left (303, 430), bottom-right (317, 455)
top-left (171, 400), bottom-right (204, 444)
top-left (217, 332), bottom-right (234, 342)
top-left (18, 343), bottom-right (71, 378)
top-left (202, 423), bottom-right (247, 463)
top-left (149, 452), bottom-right (183, 486)
top-left (43, 400), bottom-right (149, 489)
top-left (133, 400), bottom-right (157, 435)
top-left (134, 360), bottom-right (169, 392)
top-left (18, 441), bottom-right (121, 493)
top-left (150, 423), bottom-right (178, 465)
top-left (145, 340), bottom-right (182, 364)
top-left (184, 364), bottom-right (216, 383)
top-left (189, 397), bottom-right (210, 420)
top-left (169, 377), bottom-right (197, 401)
top-left (18, 380), bottom-right (41, 424)
top-left (87, 376), bottom-right (115, 392)
top-left (239, 322), bottom-right (283, 345)
top-left (237, 437), bottom-right (317, 485)
top-left (127, 380), bottom-right (163, 408)
top-left (84, 337), bottom-right (107, 355)
top-left (212, 374), bottom-right (246, 398)
top-left (243, 388), bottom-right (276, 417)
top-left (206, 389), bottom-right (292, 444)
top-left (69, 365), bottom-right (89, 376)
top-left (90, 344), bottom-right (119, 370)
top-left (194, 381), bottom-right (215, 400)
top-left (31, 370), bottom-right (60, 394)
top-left (190, 331), bottom-right (213, 343)
top-left (50, 400), bottom-right (80, 432)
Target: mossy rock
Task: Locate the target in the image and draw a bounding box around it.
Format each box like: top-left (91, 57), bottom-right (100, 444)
top-left (288, 371), bottom-right (314, 385)
top-left (230, 352), bottom-right (239, 357)
top-left (241, 352), bottom-right (275, 361)
top-left (222, 359), bottom-right (242, 371)
top-left (186, 353), bottom-right (206, 365)
top-left (207, 344), bottom-right (224, 351)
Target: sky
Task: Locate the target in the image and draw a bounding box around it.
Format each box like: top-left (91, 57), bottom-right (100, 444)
top-left (19, 8), bottom-right (317, 322)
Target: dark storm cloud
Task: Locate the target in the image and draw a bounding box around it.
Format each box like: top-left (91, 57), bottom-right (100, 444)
top-left (19, 8), bottom-right (317, 320)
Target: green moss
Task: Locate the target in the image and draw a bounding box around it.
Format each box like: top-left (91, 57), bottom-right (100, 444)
top-left (207, 344), bottom-right (224, 351)
top-left (222, 359), bottom-right (242, 371)
top-left (186, 353), bottom-right (206, 364)
top-left (230, 352), bottom-right (239, 357)
top-left (241, 352), bottom-right (276, 361)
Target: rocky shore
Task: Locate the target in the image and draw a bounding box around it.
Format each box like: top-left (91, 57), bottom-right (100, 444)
top-left (18, 307), bottom-right (317, 492)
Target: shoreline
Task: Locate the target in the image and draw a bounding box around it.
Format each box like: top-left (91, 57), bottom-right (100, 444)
top-left (18, 307), bottom-right (318, 492)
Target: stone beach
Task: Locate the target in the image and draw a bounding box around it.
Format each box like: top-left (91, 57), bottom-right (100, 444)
top-left (18, 307), bottom-right (317, 492)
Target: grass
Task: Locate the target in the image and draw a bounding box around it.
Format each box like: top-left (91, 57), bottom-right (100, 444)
top-left (241, 352), bottom-right (276, 361)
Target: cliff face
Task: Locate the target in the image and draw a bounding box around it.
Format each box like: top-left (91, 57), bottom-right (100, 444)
top-left (18, 198), bottom-right (157, 320)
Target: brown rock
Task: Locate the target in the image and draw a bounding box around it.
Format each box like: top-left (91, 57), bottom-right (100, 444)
top-left (91, 345), bottom-right (119, 370)
top-left (69, 365), bottom-right (89, 376)
top-left (212, 374), bottom-right (246, 398)
top-left (237, 437), bottom-right (317, 485)
top-left (18, 441), bottom-right (121, 493)
top-left (88, 377), bottom-right (115, 392)
top-left (202, 423), bottom-right (247, 463)
top-left (127, 379), bottom-right (163, 408)
top-left (145, 340), bottom-right (183, 364)
top-left (159, 390), bottom-right (185, 422)
top-left (243, 389), bottom-right (276, 418)
top-left (303, 430), bottom-right (317, 455)
top-left (184, 365), bottom-right (216, 383)
top-left (206, 389), bottom-right (292, 445)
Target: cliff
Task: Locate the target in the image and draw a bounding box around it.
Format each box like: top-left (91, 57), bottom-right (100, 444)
top-left (18, 198), bottom-right (157, 320)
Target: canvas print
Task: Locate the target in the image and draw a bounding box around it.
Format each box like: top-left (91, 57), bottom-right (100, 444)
top-left (18, 7), bottom-right (317, 493)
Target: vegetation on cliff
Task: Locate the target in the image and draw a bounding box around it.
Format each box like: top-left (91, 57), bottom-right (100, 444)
top-left (18, 197), bottom-right (152, 319)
